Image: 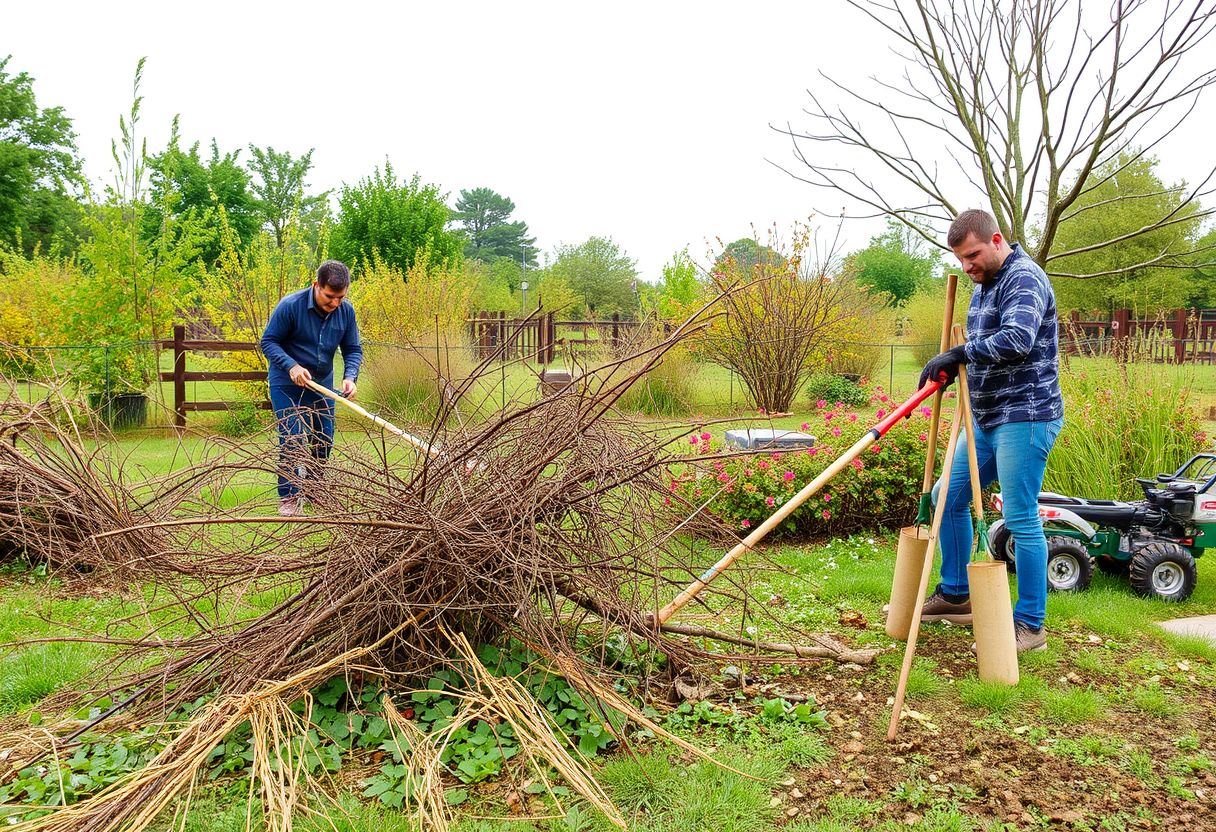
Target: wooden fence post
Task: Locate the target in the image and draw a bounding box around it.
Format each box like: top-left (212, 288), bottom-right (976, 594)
top-left (611, 313), bottom-right (620, 349)
top-left (1174, 308), bottom-right (1188, 364)
top-left (173, 324), bottom-right (187, 429)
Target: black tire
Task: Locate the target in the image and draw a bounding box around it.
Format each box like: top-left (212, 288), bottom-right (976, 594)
top-left (1129, 542), bottom-right (1197, 602)
top-left (988, 525), bottom-right (1016, 574)
top-left (1045, 536), bottom-right (1093, 592)
top-left (1096, 556), bottom-right (1130, 577)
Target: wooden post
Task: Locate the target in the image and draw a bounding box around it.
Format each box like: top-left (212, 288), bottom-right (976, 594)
top-left (173, 324), bottom-right (187, 429)
top-left (612, 312), bottom-right (620, 349)
top-left (1113, 309), bottom-right (1130, 339)
top-left (1175, 308), bottom-right (1188, 364)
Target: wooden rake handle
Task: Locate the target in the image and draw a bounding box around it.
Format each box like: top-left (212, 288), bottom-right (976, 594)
top-left (302, 379), bottom-right (439, 458)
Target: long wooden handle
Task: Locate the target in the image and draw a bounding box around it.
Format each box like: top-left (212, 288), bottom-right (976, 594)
top-left (921, 274), bottom-right (959, 493)
top-left (302, 379), bottom-right (439, 457)
top-left (951, 325), bottom-right (985, 526)
top-left (887, 392), bottom-right (966, 740)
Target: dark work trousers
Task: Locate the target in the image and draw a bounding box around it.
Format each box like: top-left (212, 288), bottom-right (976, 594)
top-left (269, 384), bottom-right (335, 500)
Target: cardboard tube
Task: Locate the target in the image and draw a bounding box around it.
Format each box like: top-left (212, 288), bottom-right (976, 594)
top-left (968, 560), bottom-right (1019, 685)
top-left (886, 526), bottom-right (932, 640)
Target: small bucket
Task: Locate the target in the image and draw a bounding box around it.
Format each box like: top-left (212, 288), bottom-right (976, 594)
top-left (886, 526), bottom-right (931, 640)
top-left (968, 560), bottom-right (1019, 685)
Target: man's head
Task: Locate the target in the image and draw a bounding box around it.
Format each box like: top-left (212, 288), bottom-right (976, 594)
top-left (313, 260), bottom-right (351, 314)
top-left (947, 209), bottom-right (1012, 285)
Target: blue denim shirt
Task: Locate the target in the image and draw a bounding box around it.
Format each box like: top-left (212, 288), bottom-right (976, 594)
top-left (261, 287), bottom-right (363, 388)
top-left (962, 244), bottom-right (1064, 429)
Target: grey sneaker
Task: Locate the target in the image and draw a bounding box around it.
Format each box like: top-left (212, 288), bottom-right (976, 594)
top-left (1014, 621), bottom-right (1047, 653)
top-left (921, 588), bottom-right (973, 625)
top-left (277, 497), bottom-right (299, 517)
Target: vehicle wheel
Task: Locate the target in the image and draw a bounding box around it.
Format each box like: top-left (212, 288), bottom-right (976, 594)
top-left (1129, 542), bottom-right (1197, 602)
top-left (1046, 536), bottom-right (1093, 592)
top-left (988, 524), bottom-right (1016, 574)
top-left (1096, 556), bottom-right (1130, 577)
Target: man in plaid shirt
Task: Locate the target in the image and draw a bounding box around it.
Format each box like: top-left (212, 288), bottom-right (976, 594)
top-left (916, 209), bottom-right (1065, 654)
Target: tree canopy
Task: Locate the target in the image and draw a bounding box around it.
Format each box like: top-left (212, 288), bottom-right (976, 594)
top-left (452, 187), bottom-right (538, 267)
top-left (848, 219), bottom-right (941, 304)
top-left (247, 145), bottom-right (330, 248)
top-left (329, 161), bottom-right (463, 274)
top-left (778, 0), bottom-right (1216, 278)
top-left (0, 55), bottom-right (84, 255)
top-left (547, 237), bottom-right (639, 318)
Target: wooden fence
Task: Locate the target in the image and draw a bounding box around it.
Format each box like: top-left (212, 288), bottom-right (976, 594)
top-left (468, 312), bottom-right (645, 362)
top-left (1063, 308), bottom-right (1216, 364)
top-left (158, 324), bottom-right (269, 428)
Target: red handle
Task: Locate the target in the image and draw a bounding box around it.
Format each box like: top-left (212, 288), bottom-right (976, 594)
top-left (872, 380), bottom-right (943, 438)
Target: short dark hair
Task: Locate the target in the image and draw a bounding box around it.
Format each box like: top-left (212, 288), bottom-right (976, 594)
top-left (947, 210), bottom-right (999, 248)
top-left (316, 260), bottom-right (351, 290)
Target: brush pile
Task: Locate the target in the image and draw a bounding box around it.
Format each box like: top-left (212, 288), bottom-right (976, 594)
top-left (0, 314), bottom-right (875, 832)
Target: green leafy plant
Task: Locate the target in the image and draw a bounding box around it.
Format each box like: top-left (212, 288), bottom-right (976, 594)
top-left (804, 373), bottom-right (868, 407)
top-left (675, 391), bottom-right (938, 537)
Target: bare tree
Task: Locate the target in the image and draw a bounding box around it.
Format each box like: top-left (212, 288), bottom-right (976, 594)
top-left (775, 0), bottom-right (1216, 278)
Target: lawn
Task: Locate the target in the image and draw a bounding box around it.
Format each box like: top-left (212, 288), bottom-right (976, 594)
top-left (3, 424), bottom-right (1216, 830)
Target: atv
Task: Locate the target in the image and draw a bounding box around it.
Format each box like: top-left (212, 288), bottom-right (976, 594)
top-left (986, 453), bottom-right (1216, 602)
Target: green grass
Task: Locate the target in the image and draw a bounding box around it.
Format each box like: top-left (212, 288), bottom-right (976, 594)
top-left (0, 642), bottom-right (97, 714)
top-left (1129, 682), bottom-right (1180, 718)
top-left (956, 675), bottom-right (1044, 715)
top-left (1039, 686), bottom-right (1105, 725)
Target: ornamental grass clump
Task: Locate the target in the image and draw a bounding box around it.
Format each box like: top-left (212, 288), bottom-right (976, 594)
top-left (674, 388), bottom-right (942, 538)
top-left (1044, 355), bottom-right (1205, 500)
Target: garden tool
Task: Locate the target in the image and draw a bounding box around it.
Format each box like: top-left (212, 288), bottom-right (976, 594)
top-left (655, 377), bottom-right (950, 626)
top-left (887, 380), bottom-right (966, 740)
top-left (952, 324), bottom-right (988, 556)
top-left (915, 273), bottom-right (959, 525)
top-left (303, 379), bottom-right (441, 458)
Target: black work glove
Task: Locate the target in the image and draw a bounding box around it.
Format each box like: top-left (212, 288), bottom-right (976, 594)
top-left (918, 345), bottom-right (967, 390)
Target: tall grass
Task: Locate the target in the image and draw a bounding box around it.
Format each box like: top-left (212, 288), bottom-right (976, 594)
top-left (365, 340), bottom-right (474, 427)
top-left (1045, 350), bottom-right (1206, 499)
top-left (616, 345), bottom-right (697, 417)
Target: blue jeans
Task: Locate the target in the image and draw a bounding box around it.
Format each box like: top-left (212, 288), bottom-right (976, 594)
top-left (270, 385), bottom-right (335, 500)
top-left (931, 417), bottom-right (1063, 629)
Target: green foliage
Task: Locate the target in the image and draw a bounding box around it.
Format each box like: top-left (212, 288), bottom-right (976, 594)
top-left (804, 373), bottom-right (868, 407)
top-left (649, 249), bottom-right (705, 321)
top-left (677, 394), bottom-right (934, 537)
top-left (1044, 357), bottom-right (1206, 499)
top-left (956, 674), bottom-right (1043, 715)
top-left (452, 187), bottom-right (537, 266)
top-left (215, 401), bottom-right (267, 438)
top-left (848, 218), bottom-right (941, 304)
top-left (901, 278), bottom-right (970, 364)
top-left (0, 55), bottom-right (85, 256)
top-left (1129, 682), bottom-right (1179, 718)
top-left (1050, 153), bottom-right (1206, 314)
top-left (330, 161), bottom-right (462, 274)
top-left (547, 236), bottom-right (640, 318)
top-left (143, 121), bottom-right (258, 265)
top-left (247, 144), bottom-right (330, 249)
top-left (0, 643), bottom-right (95, 714)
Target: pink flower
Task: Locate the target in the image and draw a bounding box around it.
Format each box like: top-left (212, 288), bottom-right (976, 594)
top-left (700, 431), bottom-right (711, 441)
top-left (783, 470), bottom-right (795, 481)
top-left (879, 394), bottom-right (889, 403)
top-left (824, 493), bottom-right (832, 502)
top-left (876, 409), bottom-right (887, 420)
top-left (809, 446), bottom-right (820, 456)
top-left (689, 435), bottom-right (698, 445)
top-left (771, 452), bottom-right (782, 461)
top-left (870, 443), bottom-right (881, 453)
top-left (816, 399), bottom-right (827, 409)
top-left (668, 480), bottom-right (678, 492)
top-left (757, 460), bottom-right (770, 470)
top-left (851, 458), bottom-right (863, 470)
top-left (918, 433), bottom-right (928, 442)
top-left (663, 496), bottom-right (671, 506)
top-left (848, 413), bottom-right (858, 422)
top-left (824, 411), bottom-right (836, 422)
top-left (800, 422), bottom-right (810, 431)
top-left (831, 426), bottom-right (842, 437)
top-left (741, 519), bottom-right (751, 529)
top-left (821, 509), bottom-right (831, 520)
top-left (717, 472), bottom-right (731, 483)
top-left (758, 407), bottom-right (767, 415)
top-left (919, 406), bottom-right (932, 417)
top-left (765, 496), bottom-right (776, 507)
top-left (744, 468), bottom-right (753, 477)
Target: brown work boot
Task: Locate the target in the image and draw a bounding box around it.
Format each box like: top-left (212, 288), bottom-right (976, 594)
top-left (1014, 621), bottom-right (1047, 653)
top-left (920, 588), bottom-right (973, 625)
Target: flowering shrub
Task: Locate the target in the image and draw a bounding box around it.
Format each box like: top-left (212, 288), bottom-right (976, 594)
top-left (673, 388), bottom-right (945, 539)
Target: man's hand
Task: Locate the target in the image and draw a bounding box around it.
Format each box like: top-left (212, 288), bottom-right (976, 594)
top-left (289, 365), bottom-right (312, 387)
top-left (341, 378), bottom-right (357, 400)
top-left (918, 345), bottom-right (967, 390)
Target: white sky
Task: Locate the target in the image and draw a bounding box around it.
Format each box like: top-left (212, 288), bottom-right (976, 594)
top-left (5, 1), bottom-right (1213, 279)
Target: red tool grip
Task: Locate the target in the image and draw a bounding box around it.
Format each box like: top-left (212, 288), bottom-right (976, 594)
top-left (872, 380), bottom-right (943, 438)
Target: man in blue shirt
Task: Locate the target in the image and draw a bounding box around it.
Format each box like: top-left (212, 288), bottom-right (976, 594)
top-left (916, 209), bottom-right (1065, 653)
top-left (261, 260), bottom-right (363, 516)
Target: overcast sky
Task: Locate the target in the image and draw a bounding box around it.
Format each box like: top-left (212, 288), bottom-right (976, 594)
top-left (5, 1), bottom-right (1213, 279)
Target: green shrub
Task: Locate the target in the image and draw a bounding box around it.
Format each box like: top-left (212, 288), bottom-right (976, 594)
top-left (618, 344), bottom-right (697, 417)
top-left (901, 280), bottom-right (970, 364)
top-left (1044, 357), bottom-right (1205, 499)
top-left (804, 373), bottom-right (868, 407)
top-left (676, 392), bottom-right (940, 537)
top-left (215, 401), bottom-right (266, 438)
